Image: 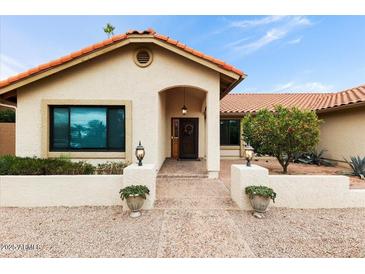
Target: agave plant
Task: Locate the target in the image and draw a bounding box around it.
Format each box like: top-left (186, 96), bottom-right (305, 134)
top-left (294, 149), bottom-right (335, 166)
top-left (345, 156), bottom-right (365, 179)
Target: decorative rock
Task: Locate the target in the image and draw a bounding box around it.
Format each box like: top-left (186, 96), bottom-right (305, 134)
top-left (253, 212), bottom-right (265, 219)
top-left (130, 211), bottom-right (142, 218)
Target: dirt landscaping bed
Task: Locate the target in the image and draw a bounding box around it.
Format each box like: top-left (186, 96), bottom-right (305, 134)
top-left (220, 157), bottom-right (365, 189)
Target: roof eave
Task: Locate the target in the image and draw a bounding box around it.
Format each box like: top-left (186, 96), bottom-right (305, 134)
top-left (0, 35), bottom-right (244, 96)
top-left (316, 100), bottom-right (365, 114)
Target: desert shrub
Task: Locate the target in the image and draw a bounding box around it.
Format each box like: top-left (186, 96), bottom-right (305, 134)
top-left (0, 155), bottom-right (95, 175)
top-left (96, 161), bottom-right (129, 175)
top-left (242, 105), bottom-right (321, 173)
top-left (294, 149), bottom-right (336, 167)
top-left (345, 156), bottom-right (365, 179)
top-left (0, 109), bottom-right (15, 122)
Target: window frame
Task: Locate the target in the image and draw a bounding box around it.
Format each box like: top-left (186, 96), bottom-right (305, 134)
top-left (49, 105), bottom-right (126, 152)
top-left (220, 118), bottom-right (241, 146)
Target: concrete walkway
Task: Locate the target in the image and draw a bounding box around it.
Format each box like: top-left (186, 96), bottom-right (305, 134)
top-left (154, 161), bottom-right (254, 257)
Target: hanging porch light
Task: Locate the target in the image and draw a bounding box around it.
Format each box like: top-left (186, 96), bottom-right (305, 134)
top-left (181, 87), bottom-right (188, 115)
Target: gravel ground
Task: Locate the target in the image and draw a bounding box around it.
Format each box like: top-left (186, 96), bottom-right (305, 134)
top-left (1, 206), bottom-right (365, 258)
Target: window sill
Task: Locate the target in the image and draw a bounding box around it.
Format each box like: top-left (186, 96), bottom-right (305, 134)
top-left (220, 145), bottom-right (240, 150)
top-left (47, 151), bottom-right (126, 159)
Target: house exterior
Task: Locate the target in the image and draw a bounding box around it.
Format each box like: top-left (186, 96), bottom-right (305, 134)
top-left (220, 85), bottom-right (365, 161)
top-left (0, 29), bottom-right (244, 178)
top-left (0, 28), bottom-right (364, 173)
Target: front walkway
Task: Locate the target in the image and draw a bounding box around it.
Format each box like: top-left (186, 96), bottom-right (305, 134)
top-left (158, 158), bottom-right (208, 178)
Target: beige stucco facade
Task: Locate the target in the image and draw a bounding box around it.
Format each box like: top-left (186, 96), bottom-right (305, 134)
top-left (220, 105), bottom-right (365, 162)
top-left (318, 106), bottom-right (365, 161)
top-left (14, 43), bottom-right (223, 177)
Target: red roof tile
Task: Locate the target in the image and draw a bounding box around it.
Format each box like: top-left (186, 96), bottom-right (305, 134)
top-left (0, 29), bottom-right (244, 90)
top-left (220, 84), bottom-right (365, 114)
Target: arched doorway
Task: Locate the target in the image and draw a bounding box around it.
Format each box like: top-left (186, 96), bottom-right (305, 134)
top-left (158, 86), bottom-right (207, 164)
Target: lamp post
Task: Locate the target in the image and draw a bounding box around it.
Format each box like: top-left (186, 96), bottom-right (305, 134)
top-left (244, 143), bottom-right (254, 167)
top-left (135, 141), bottom-right (145, 166)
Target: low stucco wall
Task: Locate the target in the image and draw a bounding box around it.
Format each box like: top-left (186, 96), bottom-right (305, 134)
top-left (0, 175), bottom-right (123, 207)
top-left (0, 164), bottom-right (157, 208)
top-left (231, 164), bottom-right (365, 209)
top-left (0, 123), bottom-right (15, 156)
top-left (318, 107), bottom-right (365, 161)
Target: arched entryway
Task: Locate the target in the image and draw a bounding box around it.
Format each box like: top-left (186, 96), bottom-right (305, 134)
top-left (157, 84), bottom-right (220, 179)
top-left (158, 86), bottom-right (207, 165)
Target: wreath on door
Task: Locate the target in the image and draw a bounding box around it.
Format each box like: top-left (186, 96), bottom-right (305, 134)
top-left (183, 123), bottom-right (194, 136)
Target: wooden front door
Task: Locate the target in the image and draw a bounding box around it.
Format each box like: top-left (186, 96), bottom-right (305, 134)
top-left (179, 118), bottom-right (198, 159)
top-left (171, 118), bottom-right (180, 159)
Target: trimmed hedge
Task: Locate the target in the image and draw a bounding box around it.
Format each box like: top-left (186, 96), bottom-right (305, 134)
top-left (0, 156), bottom-right (129, 175)
top-left (0, 156), bottom-right (95, 175)
top-left (0, 109), bottom-right (15, 123)
top-left (96, 161), bottom-right (129, 175)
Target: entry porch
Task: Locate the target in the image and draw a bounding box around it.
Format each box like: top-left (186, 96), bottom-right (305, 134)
top-left (157, 86), bottom-right (220, 178)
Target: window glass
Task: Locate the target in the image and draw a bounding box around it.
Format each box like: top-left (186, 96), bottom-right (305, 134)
top-left (70, 107), bottom-right (107, 149)
top-left (108, 108), bottom-right (125, 150)
top-left (50, 106), bottom-right (125, 151)
top-left (220, 119), bottom-right (240, 146)
top-left (52, 108), bottom-right (69, 149)
top-left (229, 120), bottom-right (240, 145)
top-left (220, 120), bottom-right (229, 145)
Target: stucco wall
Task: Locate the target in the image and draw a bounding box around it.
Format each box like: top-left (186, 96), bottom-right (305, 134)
top-left (231, 164), bottom-right (365, 209)
top-left (0, 175), bottom-right (124, 207)
top-left (0, 123), bottom-right (15, 156)
top-left (16, 43), bottom-right (220, 171)
top-left (318, 107), bottom-right (365, 161)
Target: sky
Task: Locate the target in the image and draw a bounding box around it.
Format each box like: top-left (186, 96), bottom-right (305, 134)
top-left (0, 15), bottom-right (364, 93)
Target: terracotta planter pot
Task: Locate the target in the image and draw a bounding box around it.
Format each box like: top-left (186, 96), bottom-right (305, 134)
top-left (126, 195), bottom-right (145, 218)
top-left (249, 195), bottom-right (271, 213)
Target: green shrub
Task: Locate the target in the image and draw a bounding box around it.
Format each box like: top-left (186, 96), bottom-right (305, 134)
top-left (0, 155), bottom-right (95, 175)
top-left (242, 105), bottom-right (321, 173)
top-left (245, 185), bottom-right (277, 202)
top-left (0, 109), bottom-right (15, 122)
top-left (345, 156), bottom-right (365, 179)
top-left (119, 185), bottom-right (150, 200)
top-left (96, 161), bottom-right (129, 175)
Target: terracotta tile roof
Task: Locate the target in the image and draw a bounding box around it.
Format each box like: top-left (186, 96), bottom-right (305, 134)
top-left (220, 84), bottom-right (365, 114)
top-left (0, 29), bottom-right (244, 90)
top-left (316, 85), bottom-right (365, 111)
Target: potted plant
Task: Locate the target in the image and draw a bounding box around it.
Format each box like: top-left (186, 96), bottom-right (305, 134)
top-left (119, 185), bottom-right (150, 218)
top-left (245, 185), bottom-right (276, 218)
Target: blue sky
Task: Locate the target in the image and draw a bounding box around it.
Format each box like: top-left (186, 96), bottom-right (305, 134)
top-left (1, 15), bottom-right (364, 93)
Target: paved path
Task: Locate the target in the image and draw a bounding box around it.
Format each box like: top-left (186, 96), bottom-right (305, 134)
top-left (154, 176), bottom-right (254, 257)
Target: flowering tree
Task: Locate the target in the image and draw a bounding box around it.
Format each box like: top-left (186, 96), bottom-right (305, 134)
top-left (241, 105), bottom-right (321, 174)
